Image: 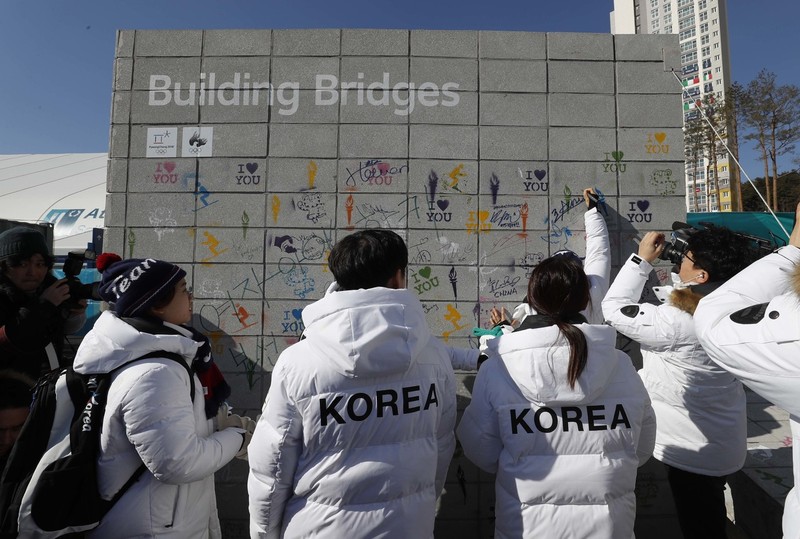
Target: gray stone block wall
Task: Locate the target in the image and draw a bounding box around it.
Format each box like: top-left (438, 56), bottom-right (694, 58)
top-left (108, 29), bottom-right (684, 537)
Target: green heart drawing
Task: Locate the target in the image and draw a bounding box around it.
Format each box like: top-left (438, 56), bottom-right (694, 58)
top-left (612, 151), bottom-right (624, 162)
top-left (419, 266), bottom-right (432, 279)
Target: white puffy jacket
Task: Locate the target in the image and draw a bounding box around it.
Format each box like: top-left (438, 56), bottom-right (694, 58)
top-left (603, 254), bottom-right (747, 476)
top-left (457, 322), bottom-right (655, 539)
top-left (247, 286), bottom-right (456, 539)
top-left (71, 311), bottom-right (244, 538)
top-left (695, 246), bottom-right (800, 538)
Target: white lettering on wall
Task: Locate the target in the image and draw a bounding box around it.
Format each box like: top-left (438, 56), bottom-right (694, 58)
top-left (148, 72), bottom-right (461, 116)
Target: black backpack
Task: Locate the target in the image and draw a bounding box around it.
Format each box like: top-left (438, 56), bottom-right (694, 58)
top-left (0, 350), bottom-right (192, 538)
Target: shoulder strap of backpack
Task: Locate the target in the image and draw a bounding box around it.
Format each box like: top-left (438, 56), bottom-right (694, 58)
top-left (114, 351), bottom-right (195, 403)
top-left (100, 350), bottom-right (196, 508)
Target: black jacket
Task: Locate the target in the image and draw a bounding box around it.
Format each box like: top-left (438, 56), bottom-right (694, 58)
top-left (0, 273), bottom-right (70, 379)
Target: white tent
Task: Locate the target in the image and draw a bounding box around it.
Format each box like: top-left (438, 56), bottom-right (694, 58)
top-left (0, 154), bottom-right (107, 255)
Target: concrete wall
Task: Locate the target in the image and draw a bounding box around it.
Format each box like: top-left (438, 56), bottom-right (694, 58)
top-left (108, 29), bottom-right (683, 536)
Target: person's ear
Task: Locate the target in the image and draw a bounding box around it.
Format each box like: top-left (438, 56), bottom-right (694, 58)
top-left (385, 268), bottom-right (406, 289)
top-left (695, 271), bottom-right (708, 284)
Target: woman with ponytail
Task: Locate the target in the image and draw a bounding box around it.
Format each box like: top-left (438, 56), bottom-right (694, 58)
top-left (457, 256), bottom-right (656, 539)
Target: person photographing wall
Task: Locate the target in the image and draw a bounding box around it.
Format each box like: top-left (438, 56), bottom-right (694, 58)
top-left (602, 224), bottom-right (759, 539)
top-left (0, 227), bottom-right (87, 379)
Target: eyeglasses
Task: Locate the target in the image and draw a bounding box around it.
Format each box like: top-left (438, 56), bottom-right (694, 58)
top-left (682, 252), bottom-right (696, 265)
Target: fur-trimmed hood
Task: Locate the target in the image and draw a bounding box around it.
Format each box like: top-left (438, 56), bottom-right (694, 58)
top-left (653, 281), bottom-right (724, 316)
top-left (669, 288), bottom-right (703, 315)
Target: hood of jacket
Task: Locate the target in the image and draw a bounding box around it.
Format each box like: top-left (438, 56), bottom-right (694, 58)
top-left (484, 323), bottom-right (621, 406)
top-left (72, 310), bottom-right (200, 375)
top-left (300, 283), bottom-right (431, 378)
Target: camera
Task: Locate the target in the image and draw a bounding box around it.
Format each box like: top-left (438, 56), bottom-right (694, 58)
top-left (658, 224), bottom-right (696, 265)
top-left (657, 220), bottom-right (778, 267)
top-left (61, 250), bottom-right (101, 309)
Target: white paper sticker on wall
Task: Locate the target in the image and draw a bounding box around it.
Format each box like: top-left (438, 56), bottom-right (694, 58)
top-left (182, 127), bottom-right (214, 158)
top-left (146, 127), bottom-right (178, 158)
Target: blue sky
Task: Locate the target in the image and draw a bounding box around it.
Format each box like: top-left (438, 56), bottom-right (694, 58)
top-left (1, 0), bottom-right (797, 180)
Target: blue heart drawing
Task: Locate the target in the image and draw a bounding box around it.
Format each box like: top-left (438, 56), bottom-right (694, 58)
top-left (437, 199), bottom-right (450, 211)
top-left (637, 200), bottom-right (650, 212)
top-left (534, 170), bottom-right (546, 180)
top-left (246, 162), bottom-right (259, 174)
top-left (291, 308), bottom-right (303, 320)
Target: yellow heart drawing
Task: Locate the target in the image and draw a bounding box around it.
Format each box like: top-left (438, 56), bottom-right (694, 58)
top-left (654, 132), bottom-right (666, 144)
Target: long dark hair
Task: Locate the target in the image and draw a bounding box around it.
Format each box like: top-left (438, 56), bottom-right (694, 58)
top-left (527, 256), bottom-right (590, 388)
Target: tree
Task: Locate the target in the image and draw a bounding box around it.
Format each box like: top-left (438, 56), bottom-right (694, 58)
top-left (741, 171), bottom-right (800, 213)
top-left (731, 71), bottom-right (800, 211)
top-left (723, 96), bottom-right (744, 211)
top-left (684, 113), bottom-right (705, 212)
top-left (684, 95), bottom-right (731, 211)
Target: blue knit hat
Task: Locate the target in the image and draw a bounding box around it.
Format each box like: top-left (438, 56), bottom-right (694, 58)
top-left (96, 253), bottom-right (186, 317)
top-left (0, 227), bottom-right (50, 262)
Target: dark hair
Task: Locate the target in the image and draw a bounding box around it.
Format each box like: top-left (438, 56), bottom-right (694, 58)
top-left (687, 227), bottom-right (759, 283)
top-left (328, 229), bottom-right (408, 291)
top-left (0, 370), bottom-right (34, 410)
top-left (146, 283), bottom-right (178, 313)
top-left (526, 256), bottom-right (590, 389)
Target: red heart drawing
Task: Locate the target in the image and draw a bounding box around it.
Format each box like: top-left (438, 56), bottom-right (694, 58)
top-left (163, 162), bottom-right (176, 173)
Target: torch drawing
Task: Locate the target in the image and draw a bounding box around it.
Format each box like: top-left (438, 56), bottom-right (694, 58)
top-left (271, 195), bottom-right (281, 224)
top-left (520, 202), bottom-right (529, 236)
top-left (242, 210), bottom-right (250, 239)
top-left (427, 171), bottom-right (439, 209)
top-left (345, 194), bottom-right (354, 227)
top-left (489, 173), bottom-right (500, 205)
top-left (564, 185), bottom-right (572, 206)
top-left (127, 229), bottom-right (136, 258)
top-left (307, 160), bottom-right (318, 190)
top-left (449, 266), bottom-right (458, 299)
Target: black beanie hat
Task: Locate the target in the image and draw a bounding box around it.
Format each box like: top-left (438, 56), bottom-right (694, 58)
top-left (0, 227), bottom-right (50, 262)
top-left (96, 253), bottom-right (186, 318)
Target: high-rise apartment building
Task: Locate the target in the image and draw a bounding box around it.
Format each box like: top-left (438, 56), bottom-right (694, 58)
top-left (611, 0), bottom-right (736, 211)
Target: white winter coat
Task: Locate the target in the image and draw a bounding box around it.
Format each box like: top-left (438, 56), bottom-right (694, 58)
top-left (602, 254), bottom-right (747, 476)
top-left (695, 246), bottom-right (800, 538)
top-left (457, 322), bottom-right (655, 539)
top-left (247, 286), bottom-right (457, 539)
top-left (511, 207), bottom-right (611, 325)
top-left (71, 311), bottom-right (244, 539)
